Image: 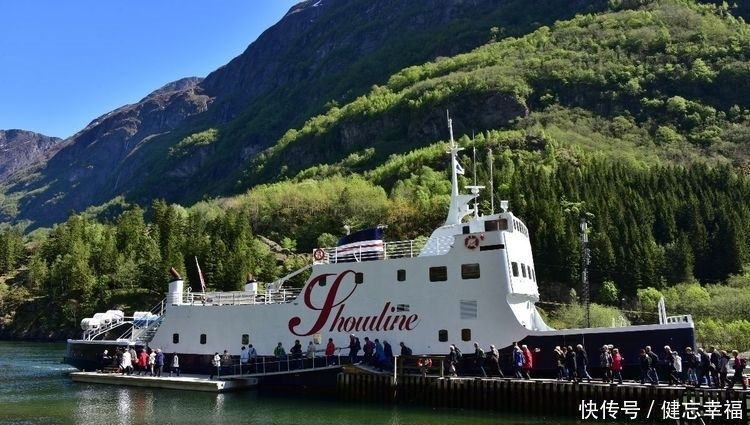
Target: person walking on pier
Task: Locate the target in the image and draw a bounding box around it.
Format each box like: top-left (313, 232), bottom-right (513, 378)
top-left (170, 352), bottom-right (180, 377)
top-left (487, 344), bottom-right (504, 378)
top-left (708, 346), bottom-right (721, 388)
top-left (639, 348), bottom-right (653, 385)
top-left (274, 342), bottom-right (287, 371)
top-left (383, 341), bottom-right (394, 370)
top-left (363, 337), bottom-right (375, 365)
top-left (325, 338), bottom-right (337, 365)
top-left (718, 350), bottom-right (730, 388)
top-left (576, 344), bottom-right (592, 383)
top-left (240, 346), bottom-right (250, 374)
top-left (644, 346), bottom-right (659, 385)
top-left (553, 346), bottom-right (565, 380)
top-left (137, 349), bottom-right (148, 376)
top-left (696, 347), bottom-right (711, 387)
top-left (600, 345), bottom-right (613, 383)
top-left (399, 341), bottom-right (412, 356)
top-left (611, 347), bottom-right (624, 384)
top-left (512, 344), bottom-right (525, 379)
top-left (210, 352), bottom-right (221, 379)
top-left (290, 339), bottom-right (303, 369)
top-left (565, 345), bottom-right (577, 382)
top-left (521, 345), bottom-right (534, 379)
top-left (727, 350), bottom-right (748, 390)
top-left (155, 348), bottom-right (165, 377)
top-left (447, 345), bottom-right (459, 377)
top-left (248, 344), bottom-right (257, 373)
top-left (473, 342), bottom-right (487, 377)
top-left (685, 347), bottom-right (701, 386)
top-left (121, 348), bottom-right (133, 375)
top-left (349, 335), bottom-right (361, 364)
top-left (99, 349), bottom-right (110, 373)
top-left (669, 350), bottom-right (685, 385)
top-left (306, 340), bottom-right (317, 367)
top-left (374, 339), bottom-right (385, 371)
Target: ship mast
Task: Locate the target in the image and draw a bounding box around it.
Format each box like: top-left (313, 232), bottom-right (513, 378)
top-left (444, 112), bottom-right (480, 226)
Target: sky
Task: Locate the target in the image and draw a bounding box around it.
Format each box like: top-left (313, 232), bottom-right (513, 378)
top-left (0, 1), bottom-right (301, 139)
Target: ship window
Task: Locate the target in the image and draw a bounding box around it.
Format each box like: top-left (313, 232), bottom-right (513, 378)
top-left (498, 218), bottom-right (508, 230)
top-left (438, 330), bottom-right (448, 342)
top-left (521, 264), bottom-right (527, 278)
top-left (461, 328), bottom-right (472, 342)
top-left (460, 300), bottom-right (477, 319)
top-left (485, 220), bottom-right (498, 232)
top-left (173, 333), bottom-right (179, 344)
top-left (462, 225), bottom-right (470, 235)
top-left (429, 266), bottom-right (448, 282)
top-left (242, 334), bottom-right (249, 345)
top-left (527, 265), bottom-right (532, 280)
top-left (461, 263), bottom-right (480, 279)
top-left (531, 268), bottom-right (536, 282)
top-left (511, 262), bottom-right (519, 277)
top-left (396, 304), bottom-right (410, 312)
top-left (318, 276), bottom-right (327, 287)
top-left (355, 272), bottom-right (364, 284)
top-left (397, 269), bottom-right (406, 281)
top-left (200, 334), bottom-right (207, 345)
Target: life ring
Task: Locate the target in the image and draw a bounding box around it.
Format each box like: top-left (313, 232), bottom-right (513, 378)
top-left (417, 357), bottom-right (432, 368)
top-left (313, 248), bottom-right (326, 261)
top-left (464, 235), bottom-right (480, 249)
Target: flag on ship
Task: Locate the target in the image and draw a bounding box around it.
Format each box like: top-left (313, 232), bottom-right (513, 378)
top-left (455, 161), bottom-right (465, 175)
top-left (195, 256), bottom-right (206, 292)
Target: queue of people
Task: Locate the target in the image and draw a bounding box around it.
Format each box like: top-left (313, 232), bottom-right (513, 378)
top-left (100, 340), bottom-right (746, 388)
top-left (98, 346), bottom-right (172, 377)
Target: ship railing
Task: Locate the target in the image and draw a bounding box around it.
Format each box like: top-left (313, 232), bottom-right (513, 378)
top-left (315, 238), bottom-right (429, 264)
top-left (80, 300), bottom-right (165, 342)
top-left (665, 314), bottom-right (693, 324)
top-left (217, 352), bottom-right (449, 380)
top-left (183, 287), bottom-right (303, 306)
top-left (217, 348), bottom-right (351, 378)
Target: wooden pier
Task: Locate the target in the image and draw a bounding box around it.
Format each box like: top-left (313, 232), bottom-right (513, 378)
top-left (337, 372), bottom-right (749, 423)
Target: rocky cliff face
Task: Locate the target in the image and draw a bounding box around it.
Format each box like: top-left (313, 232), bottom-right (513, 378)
top-left (1, 0), bottom-right (609, 230)
top-left (0, 130), bottom-right (63, 182)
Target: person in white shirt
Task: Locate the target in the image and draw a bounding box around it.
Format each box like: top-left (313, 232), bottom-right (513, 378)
top-left (170, 353), bottom-right (180, 377)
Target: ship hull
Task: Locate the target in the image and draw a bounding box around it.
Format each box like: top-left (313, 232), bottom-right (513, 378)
top-left (65, 321), bottom-right (694, 378)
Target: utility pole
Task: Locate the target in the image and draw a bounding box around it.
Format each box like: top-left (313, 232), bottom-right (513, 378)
top-left (580, 217), bottom-right (590, 328)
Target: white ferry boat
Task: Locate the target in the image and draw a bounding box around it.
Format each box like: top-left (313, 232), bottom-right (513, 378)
top-left (64, 118), bottom-right (695, 376)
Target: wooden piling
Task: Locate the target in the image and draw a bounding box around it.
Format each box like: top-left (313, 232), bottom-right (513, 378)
top-left (337, 372), bottom-right (749, 422)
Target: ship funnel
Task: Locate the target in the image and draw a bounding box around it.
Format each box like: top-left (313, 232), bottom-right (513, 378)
top-left (169, 267), bottom-right (182, 281)
top-left (168, 279), bottom-right (184, 305)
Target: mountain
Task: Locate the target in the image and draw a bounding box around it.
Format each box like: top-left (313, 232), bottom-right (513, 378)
top-left (0, 130), bottom-right (62, 182)
top-left (0, 0), bottom-right (612, 230)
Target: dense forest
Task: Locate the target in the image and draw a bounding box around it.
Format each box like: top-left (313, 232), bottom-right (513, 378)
top-left (1, 0), bottom-right (750, 352)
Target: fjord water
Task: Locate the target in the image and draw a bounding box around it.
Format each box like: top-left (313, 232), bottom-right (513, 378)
top-left (1, 341), bottom-right (626, 425)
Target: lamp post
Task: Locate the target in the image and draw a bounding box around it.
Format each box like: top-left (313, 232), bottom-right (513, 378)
top-left (580, 217), bottom-right (590, 328)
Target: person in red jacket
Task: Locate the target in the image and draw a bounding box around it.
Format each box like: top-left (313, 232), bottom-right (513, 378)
top-left (611, 347), bottom-right (624, 384)
top-left (521, 344), bottom-right (534, 379)
top-left (137, 349), bottom-right (149, 376)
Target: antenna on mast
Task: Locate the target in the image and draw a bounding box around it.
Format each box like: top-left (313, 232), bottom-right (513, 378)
top-left (488, 148), bottom-right (495, 214)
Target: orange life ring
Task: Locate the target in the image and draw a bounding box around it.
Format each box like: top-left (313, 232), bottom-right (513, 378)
top-left (417, 357), bottom-right (432, 368)
top-left (464, 235), bottom-right (479, 249)
top-left (313, 248), bottom-right (326, 261)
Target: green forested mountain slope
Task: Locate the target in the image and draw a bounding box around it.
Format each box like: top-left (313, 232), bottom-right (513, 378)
top-left (2, 0), bottom-right (750, 347)
top-left (250, 0), bottom-right (750, 184)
